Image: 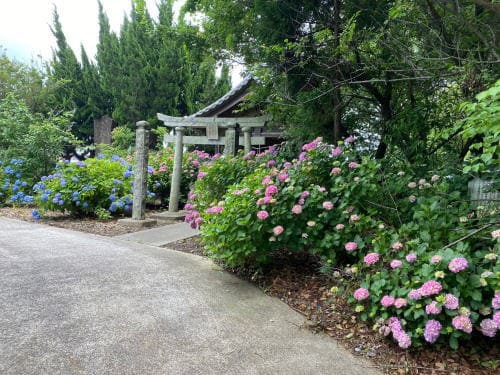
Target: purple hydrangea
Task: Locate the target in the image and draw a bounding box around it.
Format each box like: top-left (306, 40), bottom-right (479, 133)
top-left (408, 289), bottom-right (422, 300)
top-left (390, 260), bottom-right (403, 269)
top-left (444, 294), bottom-right (459, 310)
top-left (448, 257), bottom-right (469, 273)
top-left (452, 315), bottom-right (472, 334)
top-left (425, 301), bottom-right (442, 315)
top-left (405, 253), bottom-right (417, 263)
top-left (424, 320), bottom-right (442, 343)
top-left (480, 319), bottom-right (497, 337)
top-left (492, 292), bottom-right (500, 309)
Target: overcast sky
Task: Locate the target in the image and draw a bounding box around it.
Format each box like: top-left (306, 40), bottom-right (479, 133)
top-left (0, 0), bottom-right (164, 63)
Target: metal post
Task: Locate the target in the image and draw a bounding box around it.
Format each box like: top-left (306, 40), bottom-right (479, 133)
top-left (131, 121), bottom-right (150, 220)
top-left (169, 126), bottom-right (185, 212)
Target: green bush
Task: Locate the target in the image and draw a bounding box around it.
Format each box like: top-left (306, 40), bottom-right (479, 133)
top-left (186, 137), bottom-right (499, 349)
top-left (33, 155), bottom-right (134, 216)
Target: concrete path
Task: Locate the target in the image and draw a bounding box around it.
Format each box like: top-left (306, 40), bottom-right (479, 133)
top-left (0, 218), bottom-right (380, 375)
top-left (115, 222), bottom-right (199, 247)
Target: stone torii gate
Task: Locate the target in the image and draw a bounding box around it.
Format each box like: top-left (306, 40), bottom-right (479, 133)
top-left (157, 113), bottom-right (269, 213)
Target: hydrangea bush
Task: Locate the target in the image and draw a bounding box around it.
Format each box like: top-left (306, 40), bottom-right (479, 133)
top-left (33, 155), bottom-right (134, 217)
top-left (186, 137), bottom-right (499, 349)
top-left (0, 159), bottom-right (33, 206)
top-left (147, 147), bottom-right (213, 206)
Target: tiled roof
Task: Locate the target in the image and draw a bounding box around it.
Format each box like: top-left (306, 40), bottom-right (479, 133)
top-left (191, 76), bottom-right (253, 118)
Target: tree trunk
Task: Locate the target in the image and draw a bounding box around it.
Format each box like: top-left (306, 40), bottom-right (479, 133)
top-left (332, 0), bottom-right (344, 143)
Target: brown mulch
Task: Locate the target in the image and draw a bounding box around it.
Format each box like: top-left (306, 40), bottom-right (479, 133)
top-left (0, 206), bottom-right (164, 237)
top-left (1, 207), bottom-right (498, 374)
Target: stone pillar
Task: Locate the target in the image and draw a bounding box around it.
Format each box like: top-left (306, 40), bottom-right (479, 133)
top-left (242, 127), bottom-right (252, 154)
top-left (169, 126), bottom-right (185, 212)
top-left (131, 121), bottom-right (150, 220)
top-left (224, 124), bottom-right (239, 156)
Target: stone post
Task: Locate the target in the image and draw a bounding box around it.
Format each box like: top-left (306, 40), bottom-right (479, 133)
top-left (168, 126), bottom-right (185, 212)
top-left (242, 127), bottom-right (252, 154)
top-left (224, 124), bottom-right (239, 156)
top-left (131, 121), bottom-right (150, 220)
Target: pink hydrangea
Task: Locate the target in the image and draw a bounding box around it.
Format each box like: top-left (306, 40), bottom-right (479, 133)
top-left (420, 280), bottom-right (443, 297)
top-left (256, 210), bottom-right (269, 220)
top-left (492, 292), bottom-right (500, 309)
top-left (265, 185), bottom-right (278, 196)
top-left (278, 173), bottom-right (289, 182)
top-left (448, 257), bottom-right (469, 273)
top-left (345, 242), bottom-right (358, 251)
top-left (273, 225), bottom-right (284, 236)
top-left (444, 294), bottom-right (459, 310)
top-left (430, 255), bottom-right (442, 264)
top-left (205, 206), bottom-right (224, 214)
top-left (391, 242), bottom-right (404, 250)
top-left (335, 223), bottom-right (345, 230)
top-left (452, 315), bottom-right (472, 334)
top-left (331, 167), bottom-right (342, 175)
top-left (332, 147), bottom-right (343, 157)
top-left (261, 176), bottom-right (273, 185)
top-left (425, 301), bottom-right (442, 315)
top-left (363, 253), bottom-right (380, 266)
top-left (345, 135), bottom-right (356, 143)
top-left (381, 295), bottom-right (395, 307)
top-left (408, 289), bottom-right (422, 300)
top-left (291, 205), bottom-right (302, 214)
top-left (197, 171), bottom-right (207, 179)
top-left (491, 229), bottom-right (500, 239)
top-left (424, 320), bottom-right (442, 343)
top-left (349, 214), bottom-right (360, 222)
top-left (405, 253), bottom-right (417, 263)
top-left (283, 162), bottom-right (292, 168)
top-left (322, 201), bottom-right (334, 210)
top-left (348, 162), bottom-right (359, 169)
top-left (267, 160), bottom-right (276, 167)
top-left (394, 298), bottom-right (407, 309)
top-left (480, 319), bottom-right (497, 337)
top-left (353, 288), bottom-right (370, 301)
top-left (390, 260), bottom-right (403, 269)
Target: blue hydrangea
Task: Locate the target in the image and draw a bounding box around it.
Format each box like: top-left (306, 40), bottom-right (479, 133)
top-left (72, 177), bottom-right (79, 182)
top-left (32, 209), bottom-right (41, 220)
top-left (123, 170), bottom-right (133, 179)
top-left (109, 194), bottom-right (116, 202)
top-left (72, 192), bottom-right (79, 201)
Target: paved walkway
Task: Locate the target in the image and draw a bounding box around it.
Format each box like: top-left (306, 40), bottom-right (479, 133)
top-left (115, 222), bottom-right (199, 247)
top-left (0, 218), bottom-right (380, 375)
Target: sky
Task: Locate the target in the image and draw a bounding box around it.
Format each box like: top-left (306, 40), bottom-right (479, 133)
top-left (0, 0), bottom-right (243, 83)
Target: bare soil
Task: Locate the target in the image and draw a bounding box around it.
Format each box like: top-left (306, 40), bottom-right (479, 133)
top-left (1, 207), bottom-right (498, 374)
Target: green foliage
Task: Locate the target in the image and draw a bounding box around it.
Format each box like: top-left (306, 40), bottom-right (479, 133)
top-left (0, 94), bottom-right (79, 182)
top-left (33, 156), bottom-right (134, 217)
top-left (457, 80), bottom-right (500, 179)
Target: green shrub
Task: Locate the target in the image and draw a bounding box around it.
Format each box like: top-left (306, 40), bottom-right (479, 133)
top-left (33, 155), bottom-right (134, 216)
top-left (186, 136), bottom-right (499, 349)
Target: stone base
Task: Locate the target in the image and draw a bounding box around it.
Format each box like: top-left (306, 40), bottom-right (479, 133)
top-left (117, 218), bottom-right (157, 228)
top-left (151, 210), bottom-right (187, 221)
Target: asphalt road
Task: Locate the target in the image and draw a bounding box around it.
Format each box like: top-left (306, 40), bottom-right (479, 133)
top-left (0, 217), bottom-right (380, 375)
